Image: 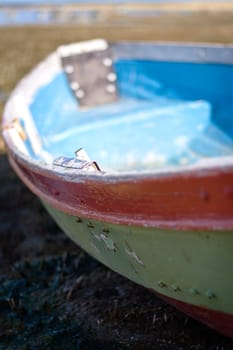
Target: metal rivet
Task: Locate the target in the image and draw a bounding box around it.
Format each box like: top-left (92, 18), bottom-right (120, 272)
top-left (158, 280), bottom-right (167, 288)
top-left (107, 72), bottom-right (117, 82)
top-left (189, 288), bottom-right (199, 295)
top-left (171, 284), bottom-right (180, 292)
top-left (206, 290), bottom-right (216, 299)
top-left (106, 84), bottom-right (116, 94)
top-left (76, 89), bottom-right (85, 98)
top-left (64, 65), bottom-right (74, 74)
top-left (71, 81), bottom-right (80, 90)
top-left (103, 57), bottom-right (112, 67)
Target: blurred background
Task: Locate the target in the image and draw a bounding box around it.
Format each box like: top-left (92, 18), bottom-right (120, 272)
top-left (0, 1), bottom-right (233, 349)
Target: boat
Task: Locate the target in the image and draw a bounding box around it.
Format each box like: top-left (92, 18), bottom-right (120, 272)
top-left (2, 39), bottom-right (233, 338)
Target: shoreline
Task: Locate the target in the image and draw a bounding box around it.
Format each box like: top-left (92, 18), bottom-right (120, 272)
top-left (0, 2), bottom-right (233, 27)
top-left (1, 2), bottom-right (233, 9)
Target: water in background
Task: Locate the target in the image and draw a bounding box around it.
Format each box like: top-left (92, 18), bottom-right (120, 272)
top-left (1, 0), bottom-right (233, 3)
top-left (0, 0), bottom-right (232, 26)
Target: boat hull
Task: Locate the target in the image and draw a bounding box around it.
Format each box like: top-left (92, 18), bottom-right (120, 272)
top-left (43, 199), bottom-right (233, 338)
top-left (3, 41), bottom-right (233, 338)
top-left (6, 149), bottom-right (233, 232)
top-left (5, 138), bottom-right (233, 338)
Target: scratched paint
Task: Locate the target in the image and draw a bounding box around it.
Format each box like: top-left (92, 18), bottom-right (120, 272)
top-left (41, 200), bottom-right (233, 339)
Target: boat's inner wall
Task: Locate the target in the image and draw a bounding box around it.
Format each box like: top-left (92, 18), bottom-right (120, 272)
top-left (29, 59), bottom-right (233, 171)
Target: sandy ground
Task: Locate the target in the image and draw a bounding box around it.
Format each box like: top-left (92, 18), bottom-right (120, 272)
top-left (0, 12), bottom-right (233, 349)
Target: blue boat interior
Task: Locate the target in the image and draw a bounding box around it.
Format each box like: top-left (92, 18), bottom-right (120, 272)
top-left (28, 58), bottom-right (233, 172)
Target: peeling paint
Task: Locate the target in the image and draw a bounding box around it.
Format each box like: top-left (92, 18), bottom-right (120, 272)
top-left (206, 290), bottom-right (216, 299)
top-left (171, 284), bottom-right (181, 292)
top-left (90, 229), bottom-right (101, 242)
top-left (125, 247), bottom-right (144, 266)
top-left (100, 233), bottom-right (117, 251)
top-left (158, 280), bottom-right (167, 288)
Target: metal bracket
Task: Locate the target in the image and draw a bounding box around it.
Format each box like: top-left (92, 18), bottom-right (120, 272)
top-left (58, 39), bottom-right (118, 109)
top-left (53, 148), bottom-right (101, 172)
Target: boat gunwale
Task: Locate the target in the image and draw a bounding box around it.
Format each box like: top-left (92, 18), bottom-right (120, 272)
top-left (6, 149), bottom-right (233, 232)
top-left (2, 40), bottom-right (233, 183)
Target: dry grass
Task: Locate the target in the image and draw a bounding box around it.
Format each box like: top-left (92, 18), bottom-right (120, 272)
top-left (0, 11), bottom-right (232, 151)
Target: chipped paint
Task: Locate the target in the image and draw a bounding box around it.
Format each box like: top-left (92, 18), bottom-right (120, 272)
top-left (42, 202), bottom-right (233, 338)
top-left (89, 229), bottom-right (102, 242)
top-left (171, 284), bottom-right (181, 292)
top-left (189, 288), bottom-right (199, 295)
top-left (206, 290), bottom-right (216, 299)
top-left (125, 247), bottom-right (144, 266)
top-left (100, 233), bottom-right (117, 251)
top-left (158, 280), bottom-right (167, 288)
top-left (88, 225), bottom-right (117, 251)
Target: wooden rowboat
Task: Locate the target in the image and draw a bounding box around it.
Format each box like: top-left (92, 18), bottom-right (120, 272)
top-left (2, 40), bottom-right (233, 338)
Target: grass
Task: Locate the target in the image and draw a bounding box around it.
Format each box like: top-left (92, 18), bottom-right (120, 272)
top-left (0, 11), bottom-right (232, 151)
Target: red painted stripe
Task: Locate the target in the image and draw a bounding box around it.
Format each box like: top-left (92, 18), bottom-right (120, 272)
top-left (153, 290), bottom-right (233, 339)
top-left (9, 153), bottom-right (233, 231)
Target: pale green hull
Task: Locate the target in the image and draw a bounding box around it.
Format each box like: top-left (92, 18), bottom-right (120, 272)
top-left (43, 200), bottom-right (233, 315)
